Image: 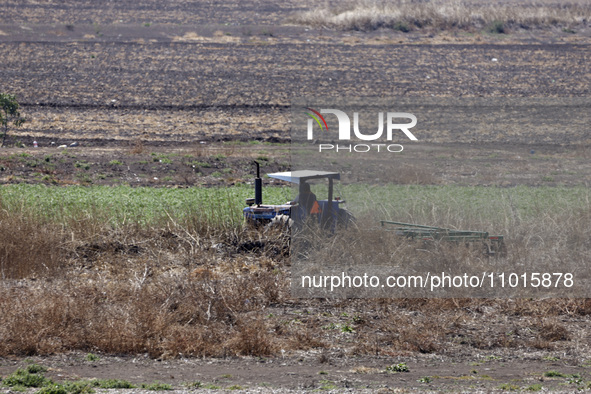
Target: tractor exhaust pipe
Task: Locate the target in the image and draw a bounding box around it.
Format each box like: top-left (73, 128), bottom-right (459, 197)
top-left (254, 160), bottom-right (262, 205)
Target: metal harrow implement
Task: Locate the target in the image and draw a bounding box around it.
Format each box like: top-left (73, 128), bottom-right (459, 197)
top-left (380, 220), bottom-right (506, 256)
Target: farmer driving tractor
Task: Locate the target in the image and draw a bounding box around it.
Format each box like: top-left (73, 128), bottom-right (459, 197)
top-left (292, 182), bottom-right (320, 218)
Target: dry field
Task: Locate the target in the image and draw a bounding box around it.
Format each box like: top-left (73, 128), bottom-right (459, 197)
top-left (1, 0), bottom-right (591, 392)
top-left (291, 0), bottom-right (591, 33)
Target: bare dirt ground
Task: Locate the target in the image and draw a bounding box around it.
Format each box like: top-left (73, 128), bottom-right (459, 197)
top-left (2, 350), bottom-right (591, 392)
top-left (0, 141), bottom-right (590, 188)
top-left (1, 1), bottom-right (591, 392)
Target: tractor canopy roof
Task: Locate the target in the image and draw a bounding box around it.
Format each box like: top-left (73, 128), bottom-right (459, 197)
top-left (267, 170), bottom-right (340, 184)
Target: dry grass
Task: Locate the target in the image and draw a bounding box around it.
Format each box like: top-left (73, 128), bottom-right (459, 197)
top-left (0, 211), bottom-right (64, 280)
top-left (0, 220), bottom-right (291, 357)
top-left (288, 0), bottom-right (591, 32)
top-left (0, 206), bottom-right (291, 357)
top-left (0, 277), bottom-right (284, 357)
top-left (0, 201), bottom-right (590, 358)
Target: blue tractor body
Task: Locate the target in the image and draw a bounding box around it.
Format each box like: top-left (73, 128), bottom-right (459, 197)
top-left (243, 163), bottom-right (353, 227)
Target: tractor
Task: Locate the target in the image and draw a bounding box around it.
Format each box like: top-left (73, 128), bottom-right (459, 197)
top-left (243, 161), bottom-right (354, 229)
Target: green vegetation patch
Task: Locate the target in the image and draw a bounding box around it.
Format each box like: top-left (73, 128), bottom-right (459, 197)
top-left (0, 184), bottom-right (290, 228)
top-left (2, 368), bottom-right (51, 388)
top-left (0, 366), bottom-right (165, 394)
top-left (386, 362), bottom-right (409, 373)
top-left (0, 184), bottom-right (588, 236)
top-left (140, 382), bottom-right (172, 390)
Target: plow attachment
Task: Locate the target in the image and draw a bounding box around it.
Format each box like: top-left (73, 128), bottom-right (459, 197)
top-left (380, 220), bottom-right (506, 257)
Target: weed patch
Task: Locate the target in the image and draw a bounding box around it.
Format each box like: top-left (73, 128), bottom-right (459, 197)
top-left (2, 368), bottom-right (51, 388)
top-left (141, 382), bottom-right (172, 390)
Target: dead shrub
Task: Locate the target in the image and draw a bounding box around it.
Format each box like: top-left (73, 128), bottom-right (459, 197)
top-left (255, 271), bottom-right (289, 304)
top-left (160, 324), bottom-right (228, 358)
top-left (537, 319), bottom-right (571, 342)
top-left (379, 314), bottom-right (443, 353)
top-left (350, 330), bottom-right (384, 356)
top-left (531, 339), bottom-right (555, 350)
top-left (229, 318), bottom-right (275, 356)
top-left (573, 299), bottom-right (591, 315)
top-left (283, 323), bottom-right (326, 351)
top-left (128, 138), bottom-right (145, 155)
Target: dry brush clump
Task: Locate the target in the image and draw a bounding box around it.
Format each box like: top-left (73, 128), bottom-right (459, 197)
top-left (289, 0), bottom-right (591, 32)
top-left (0, 266), bottom-right (289, 357)
top-left (0, 210), bottom-right (64, 280)
top-left (0, 205), bottom-right (292, 358)
top-left (342, 297), bottom-right (587, 356)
